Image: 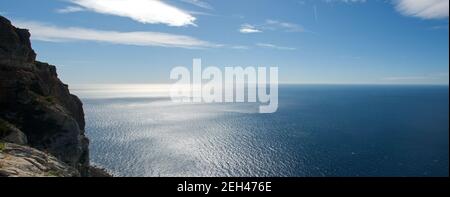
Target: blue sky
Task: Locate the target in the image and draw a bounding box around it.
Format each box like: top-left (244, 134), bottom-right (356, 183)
top-left (1, 0), bottom-right (448, 84)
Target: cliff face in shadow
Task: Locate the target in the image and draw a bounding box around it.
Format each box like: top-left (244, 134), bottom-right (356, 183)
top-left (0, 16), bottom-right (92, 176)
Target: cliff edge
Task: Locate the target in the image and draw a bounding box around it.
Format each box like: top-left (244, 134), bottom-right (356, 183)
top-left (0, 15), bottom-right (107, 177)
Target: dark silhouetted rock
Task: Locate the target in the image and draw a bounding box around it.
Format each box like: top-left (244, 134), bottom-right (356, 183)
top-left (0, 15), bottom-right (97, 176)
top-left (0, 16), bottom-right (36, 64)
top-left (0, 118), bottom-right (27, 145)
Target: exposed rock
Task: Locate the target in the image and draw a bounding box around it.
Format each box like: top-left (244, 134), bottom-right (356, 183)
top-left (0, 15), bottom-right (95, 176)
top-left (0, 142), bottom-right (79, 177)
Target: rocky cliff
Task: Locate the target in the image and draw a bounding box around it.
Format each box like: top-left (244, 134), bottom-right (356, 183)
top-left (0, 15), bottom-right (104, 177)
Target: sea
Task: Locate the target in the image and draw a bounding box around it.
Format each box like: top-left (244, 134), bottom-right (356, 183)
top-left (71, 84), bottom-right (449, 177)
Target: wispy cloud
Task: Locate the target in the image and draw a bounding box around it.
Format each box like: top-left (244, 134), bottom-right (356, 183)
top-left (313, 5), bottom-right (318, 22)
top-left (431, 24), bottom-right (449, 30)
top-left (324, 0), bottom-right (366, 3)
top-left (56, 6), bottom-right (85, 14)
top-left (239, 24), bottom-right (262, 33)
top-left (265, 19), bottom-right (305, 32)
top-left (306, 0), bottom-right (448, 20)
top-left (339, 55), bottom-right (363, 60)
top-left (394, 0), bottom-right (449, 19)
top-left (14, 20), bottom-right (217, 49)
top-left (180, 0), bottom-right (213, 10)
top-left (256, 43), bottom-right (296, 50)
top-left (230, 45), bottom-right (250, 50)
top-left (239, 20), bottom-right (304, 34)
top-left (383, 76), bottom-right (429, 81)
top-left (63, 0), bottom-right (196, 26)
top-left (382, 73), bottom-right (449, 82)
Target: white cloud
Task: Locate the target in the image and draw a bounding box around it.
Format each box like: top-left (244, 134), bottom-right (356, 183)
top-left (65, 0), bottom-right (196, 26)
top-left (56, 6), bottom-right (85, 14)
top-left (395, 0), bottom-right (449, 19)
top-left (14, 20), bottom-right (217, 49)
top-left (239, 24), bottom-right (262, 33)
top-left (309, 0), bottom-right (448, 20)
top-left (256, 43), bottom-right (296, 50)
top-left (180, 0), bottom-right (213, 10)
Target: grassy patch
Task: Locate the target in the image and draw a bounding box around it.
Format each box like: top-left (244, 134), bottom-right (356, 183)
top-left (0, 142), bottom-right (5, 152)
top-left (0, 119), bottom-right (9, 136)
top-left (28, 91), bottom-right (58, 105)
top-left (45, 170), bottom-right (61, 177)
top-left (43, 96), bottom-right (57, 104)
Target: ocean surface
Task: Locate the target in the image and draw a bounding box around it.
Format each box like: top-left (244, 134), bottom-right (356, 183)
top-left (72, 85), bottom-right (449, 177)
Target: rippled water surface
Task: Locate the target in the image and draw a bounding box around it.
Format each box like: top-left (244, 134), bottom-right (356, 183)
top-left (74, 85), bottom-right (449, 177)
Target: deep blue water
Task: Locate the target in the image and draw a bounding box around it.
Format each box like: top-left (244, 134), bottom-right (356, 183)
top-left (79, 85), bottom-right (449, 177)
